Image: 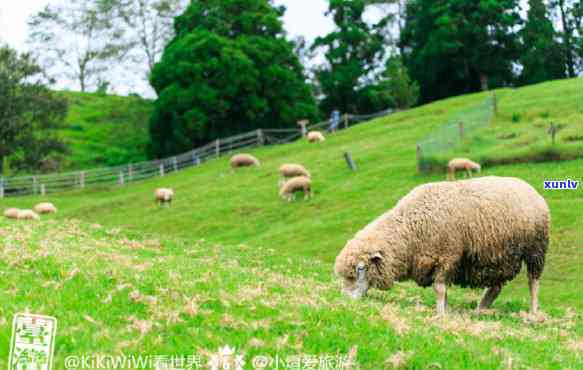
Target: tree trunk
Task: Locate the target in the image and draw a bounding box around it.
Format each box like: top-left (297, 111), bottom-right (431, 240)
top-left (558, 0), bottom-right (576, 77)
top-left (479, 73), bottom-right (489, 91)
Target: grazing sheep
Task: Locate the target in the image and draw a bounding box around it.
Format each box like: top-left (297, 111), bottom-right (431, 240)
top-left (34, 202), bottom-right (57, 214)
top-left (307, 131), bottom-right (325, 143)
top-left (4, 208), bottom-right (20, 219)
top-left (279, 164), bottom-right (311, 179)
top-left (279, 176), bottom-right (312, 201)
top-left (335, 176), bottom-right (549, 316)
top-left (155, 188), bottom-right (174, 207)
top-left (230, 153), bottom-right (261, 170)
top-left (17, 209), bottom-right (40, 221)
top-left (447, 158), bottom-right (481, 180)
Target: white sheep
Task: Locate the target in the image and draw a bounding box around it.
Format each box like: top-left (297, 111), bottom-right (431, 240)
top-left (279, 176), bottom-right (312, 201)
top-left (306, 131), bottom-right (326, 143)
top-left (279, 164), bottom-right (311, 180)
top-left (335, 176), bottom-right (549, 316)
top-left (34, 202), bottom-right (58, 214)
top-left (230, 154), bottom-right (260, 170)
top-left (17, 209), bottom-right (40, 221)
top-left (447, 158), bottom-right (481, 180)
top-left (155, 188), bottom-right (174, 207)
top-left (4, 208), bottom-right (20, 219)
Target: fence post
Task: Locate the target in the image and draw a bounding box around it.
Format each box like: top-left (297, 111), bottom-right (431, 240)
top-left (128, 164), bottom-right (133, 182)
top-left (173, 157), bottom-right (178, 172)
top-left (343, 152), bottom-right (357, 171)
top-left (257, 129), bottom-right (265, 146)
top-left (32, 176), bottom-right (38, 195)
top-left (458, 121), bottom-right (465, 141)
top-left (40, 184), bottom-right (46, 196)
top-left (159, 163), bottom-right (165, 177)
top-left (0, 181), bottom-right (4, 199)
top-left (119, 171), bottom-right (125, 185)
top-left (80, 171), bottom-right (85, 189)
top-left (416, 144), bottom-right (422, 174)
top-left (215, 139), bottom-right (220, 157)
top-left (492, 92), bottom-right (498, 117)
top-left (343, 114), bottom-right (349, 129)
top-left (191, 151), bottom-right (199, 166)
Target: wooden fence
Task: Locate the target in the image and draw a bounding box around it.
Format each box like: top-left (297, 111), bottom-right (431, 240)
top-left (0, 109), bottom-right (393, 198)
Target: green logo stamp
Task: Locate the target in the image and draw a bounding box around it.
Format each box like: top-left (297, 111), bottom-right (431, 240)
top-left (8, 313), bottom-right (57, 370)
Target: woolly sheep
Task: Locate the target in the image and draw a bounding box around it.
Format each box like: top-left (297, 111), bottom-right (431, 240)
top-left (155, 188), bottom-right (174, 206)
top-left (334, 176), bottom-right (549, 315)
top-left (34, 202), bottom-right (57, 214)
top-left (230, 153), bottom-right (260, 170)
top-left (447, 158), bottom-right (481, 180)
top-left (4, 208), bottom-right (20, 219)
top-left (279, 164), bottom-right (311, 179)
top-left (17, 209), bottom-right (40, 221)
top-left (306, 131), bottom-right (325, 143)
top-left (279, 176), bottom-right (313, 201)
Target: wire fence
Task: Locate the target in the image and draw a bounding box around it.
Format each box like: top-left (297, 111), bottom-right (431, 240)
top-left (0, 109), bottom-right (393, 198)
top-left (416, 95), bottom-right (496, 173)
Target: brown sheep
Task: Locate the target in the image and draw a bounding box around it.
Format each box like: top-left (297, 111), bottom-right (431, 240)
top-left (279, 176), bottom-right (313, 201)
top-left (306, 131), bottom-right (325, 143)
top-left (335, 176), bottom-right (549, 316)
top-left (155, 188), bottom-right (174, 207)
top-left (230, 154), bottom-right (261, 170)
top-left (447, 158), bottom-right (481, 180)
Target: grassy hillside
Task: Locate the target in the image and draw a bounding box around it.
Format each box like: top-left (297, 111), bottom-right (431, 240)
top-left (437, 78), bottom-right (583, 166)
top-left (59, 91), bottom-right (152, 170)
top-left (1, 79), bottom-right (582, 368)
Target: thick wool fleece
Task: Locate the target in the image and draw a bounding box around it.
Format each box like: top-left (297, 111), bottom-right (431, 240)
top-left (279, 176), bottom-right (312, 199)
top-left (279, 164), bottom-right (310, 179)
top-left (335, 176), bottom-right (549, 291)
top-left (230, 154), bottom-right (260, 169)
top-left (307, 131), bottom-right (325, 143)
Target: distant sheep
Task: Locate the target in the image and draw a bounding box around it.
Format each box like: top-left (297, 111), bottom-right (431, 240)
top-left (307, 131), bottom-right (325, 143)
top-left (4, 208), bottom-right (20, 219)
top-left (335, 176), bottom-right (549, 315)
top-left (279, 176), bottom-right (312, 201)
top-left (447, 158), bottom-right (481, 180)
top-left (155, 188), bottom-right (174, 206)
top-left (279, 164), bottom-right (311, 179)
top-left (17, 209), bottom-right (40, 221)
top-left (34, 202), bottom-right (57, 214)
top-left (230, 154), bottom-right (260, 170)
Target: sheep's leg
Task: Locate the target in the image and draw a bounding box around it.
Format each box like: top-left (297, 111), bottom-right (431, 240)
top-left (466, 168), bottom-right (473, 178)
top-left (433, 282), bottom-right (447, 315)
top-left (528, 275), bottom-right (540, 315)
top-left (477, 285), bottom-right (502, 313)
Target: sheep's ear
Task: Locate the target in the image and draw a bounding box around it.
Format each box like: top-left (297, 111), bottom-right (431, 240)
top-left (370, 252), bottom-right (384, 265)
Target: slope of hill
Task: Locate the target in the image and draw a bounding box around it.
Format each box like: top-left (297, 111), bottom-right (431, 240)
top-left (59, 91), bottom-right (153, 170)
top-left (1, 79), bottom-right (582, 368)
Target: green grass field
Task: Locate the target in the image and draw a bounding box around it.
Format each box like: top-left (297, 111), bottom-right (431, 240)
top-left (58, 91), bottom-right (152, 170)
top-left (1, 79), bottom-right (582, 368)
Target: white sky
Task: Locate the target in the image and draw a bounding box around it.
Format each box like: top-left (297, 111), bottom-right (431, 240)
top-left (0, 0), bottom-right (334, 53)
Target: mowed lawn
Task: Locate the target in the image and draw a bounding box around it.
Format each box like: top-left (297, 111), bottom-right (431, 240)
top-left (0, 79), bottom-right (582, 368)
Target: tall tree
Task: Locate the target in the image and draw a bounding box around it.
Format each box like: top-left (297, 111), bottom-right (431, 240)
top-left (401, 0), bottom-right (522, 103)
top-left (0, 46), bottom-right (69, 173)
top-left (148, 0), bottom-right (319, 158)
top-left (28, 0), bottom-right (128, 92)
top-left (519, 0), bottom-right (566, 85)
top-left (313, 0), bottom-right (392, 115)
top-left (550, 0), bottom-right (582, 76)
top-left (101, 0), bottom-right (187, 75)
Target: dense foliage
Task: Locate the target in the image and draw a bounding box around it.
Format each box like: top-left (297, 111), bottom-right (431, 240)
top-left (148, 0), bottom-right (319, 158)
top-left (0, 46), bottom-right (68, 174)
top-left (400, 0), bottom-right (522, 103)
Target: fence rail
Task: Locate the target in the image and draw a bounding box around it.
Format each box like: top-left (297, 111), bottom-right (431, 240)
top-left (416, 95), bottom-right (496, 173)
top-left (0, 109), bottom-right (393, 198)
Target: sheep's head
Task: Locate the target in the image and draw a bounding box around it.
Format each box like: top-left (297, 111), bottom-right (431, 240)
top-left (334, 238), bottom-right (394, 300)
